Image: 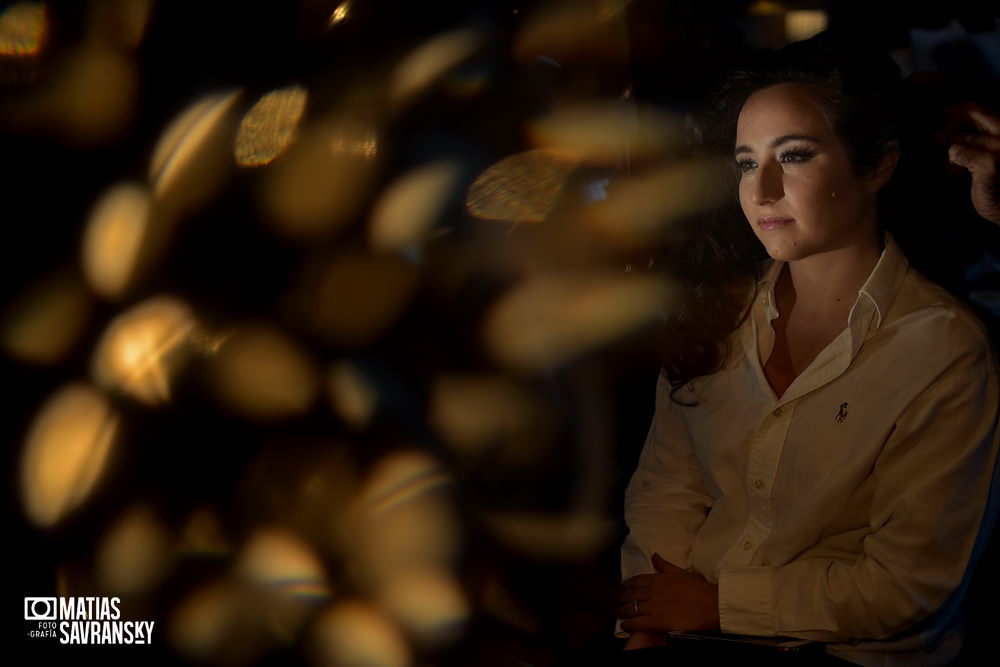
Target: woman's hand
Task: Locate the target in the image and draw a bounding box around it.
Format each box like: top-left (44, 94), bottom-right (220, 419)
top-left (945, 103), bottom-right (1000, 225)
top-left (617, 553), bottom-right (720, 634)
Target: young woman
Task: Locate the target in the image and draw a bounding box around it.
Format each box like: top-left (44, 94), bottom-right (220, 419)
top-left (616, 36), bottom-right (1000, 666)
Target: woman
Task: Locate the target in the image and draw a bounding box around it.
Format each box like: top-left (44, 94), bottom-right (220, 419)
top-left (616, 36), bottom-right (1000, 665)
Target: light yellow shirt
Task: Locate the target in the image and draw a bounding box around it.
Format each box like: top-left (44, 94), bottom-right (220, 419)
top-left (620, 235), bottom-right (1000, 665)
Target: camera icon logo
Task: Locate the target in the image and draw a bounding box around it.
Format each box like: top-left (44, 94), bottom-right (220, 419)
top-left (24, 597), bottom-right (57, 621)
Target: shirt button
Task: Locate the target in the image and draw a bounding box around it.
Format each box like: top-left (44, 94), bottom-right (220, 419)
top-left (753, 478), bottom-right (764, 490)
top-left (772, 407), bottom-right (783, 417)
top-left (743, 540), bottom-right (753, 551)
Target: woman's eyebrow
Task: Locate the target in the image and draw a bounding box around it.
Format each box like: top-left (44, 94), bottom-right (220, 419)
top-left (734, 134), bottom-right (821, 155)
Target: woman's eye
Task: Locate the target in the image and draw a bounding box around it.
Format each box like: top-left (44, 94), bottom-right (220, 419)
top-left (735, 159), bottom-right (756, 173)
top-left (779, 149), bottom-right (816, 164)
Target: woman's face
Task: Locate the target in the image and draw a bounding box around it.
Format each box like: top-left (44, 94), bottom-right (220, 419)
top-left (735, 83), bottom-right (880, 263)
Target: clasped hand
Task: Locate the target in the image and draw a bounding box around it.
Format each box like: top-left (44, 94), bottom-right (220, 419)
top-left (617, 553), bottom-right (720, 635)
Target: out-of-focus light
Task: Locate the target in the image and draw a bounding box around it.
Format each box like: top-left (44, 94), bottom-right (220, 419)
top-left (97, 505), bottom-right (173, 594)
top-left (169, 580), bottom-right (239, 659)
top-left (261, 120), bottom-right (379, 239)
top-left (20, 383), bottom-right (118, 527)
top-left (326, 361), bottom-right (377, 429)
top-left (234, 85), bottom-right (308, 167)
top-left (207, 324), bottom-right (318, 419)
top-left (466, 149), bottom-right (578, 224)
top-left (82, 182), bottom-right (152, 299)
top-left (0, 2), bottom-right (47, 56)
top-left (91, 296), bottom-right (196, 405)
top-left (748, 0), bottom-right (785, 16)
top-left (344, 451), bottom-right (459, 586)
top-left (484, 272), bottom-right (673, 372)
top-left (528, 103), bottom-right (683, 165)
top-left (149, 90), bottom-right (240, 213)
top-left (327, 1), bottom-right (350, 27)
top-left (311, 602), bottom-right (409, 667)
top-left (2, 273), bottom-right (92, 365)
top-left (87, 0), bottom-right (153, 51)
top-left (287, 250), bottom-right (419, 345)
top-left (481, 574), bottom-right (541, 633)
top-left (369, 161), bottom-right (460, 252)
top-left (583, 158), bottom-right (731, 249)
top-left (513, 0), bottom-right (631, 63)
top-left (785, 10), bottom-right (827, 42)
top-left (390, 28), bottom-right (483, 105)
top-left (481, 512), bottom-right (613, 559)
top-left (43, 47), bottom-right (137, 143)
top-left (440, 64), bottom-right (491, 99)
top-left (238, 528), bottom-right (330, 599)
top-left (430, 374), bottom-right (550, 458)
top-left (378, 567), bottom-right (468, 645)
top-left (178, 508), bottom-right (230, 557)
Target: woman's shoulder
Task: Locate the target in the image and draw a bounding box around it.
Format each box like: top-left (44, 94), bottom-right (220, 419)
top-left (882, 267), bottom-right (996, 367)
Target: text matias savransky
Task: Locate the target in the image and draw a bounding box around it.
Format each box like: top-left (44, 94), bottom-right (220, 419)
top-left (24, 596), bottom-right (155, 645)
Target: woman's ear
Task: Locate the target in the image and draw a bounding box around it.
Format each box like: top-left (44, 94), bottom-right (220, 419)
top-left (866, 148), bottom-right (900, 193)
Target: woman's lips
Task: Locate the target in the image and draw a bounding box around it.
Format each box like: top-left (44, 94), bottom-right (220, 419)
top-left (758, 217), bottom-right (793, 231)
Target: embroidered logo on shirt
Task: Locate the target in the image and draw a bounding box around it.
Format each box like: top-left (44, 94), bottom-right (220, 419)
top-left (836, 402), bottom-right (848, 423)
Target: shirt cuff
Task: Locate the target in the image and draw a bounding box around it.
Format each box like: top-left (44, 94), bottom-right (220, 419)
top-left (718, 565), bottom-right (776, 636)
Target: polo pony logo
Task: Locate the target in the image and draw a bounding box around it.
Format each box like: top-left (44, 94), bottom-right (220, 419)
top-left (836, 402), bottom-right (848, 423)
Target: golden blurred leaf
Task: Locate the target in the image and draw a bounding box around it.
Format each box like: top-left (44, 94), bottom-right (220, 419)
top-left (91, 296), bottom-right (197, 405)
top-left (514, 0), bottom-right (632, 63)
top-left (82, 182), bottom-right (152, 299)
top-left (528, 102), bottom-right (683, 165)
top-left (2, 272), bottom-right (92, 365)
top-left (483, 272), bottom-right (674, 372)
top-left (207, 324), bottom-right (319, 419)
top-left (466, 149), bottom-right (577, 224)
top-left (288, 249), bottom-right (419, 345)
top-left (20, 383), bottom-right (118, 527)
top-left (583, 157), bottom-right (732, 249)
top-left (234, 85), bottom-right (308, 167)
top-left (260, 119), bottom-right (379, 239)
top-left (377, 567), bottom-right (468, 646)
top-left (391, 28), bottom-right (483, 105)
top-left (149, 89), bottom-right (240, 216)
top-left (369, 161), bottom-right (460, 251)
top-left (0, 1), bottom-right (47, 56)
top-left (311, 601), bottom-right (410, 667)
top-left (97, 505), bottom-right (174, 594)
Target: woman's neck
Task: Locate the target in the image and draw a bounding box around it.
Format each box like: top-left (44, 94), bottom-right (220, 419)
top-left (781, 234), bottom-right (883, 321)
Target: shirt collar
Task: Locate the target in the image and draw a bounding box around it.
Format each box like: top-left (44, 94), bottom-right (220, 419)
top-left (756, 233), bottom-right (908, 331)
top-left (851, 233), bottom-right (909, 331)
top-left (749, 233), bottom-right (910, 372)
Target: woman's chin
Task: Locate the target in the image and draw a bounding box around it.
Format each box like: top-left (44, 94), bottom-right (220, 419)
top-left (762, 243), bottom-right (805, 263)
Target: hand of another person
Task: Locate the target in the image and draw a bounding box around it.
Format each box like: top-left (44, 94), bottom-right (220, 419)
top-left (945, 103), bottom-right (1000, 225)
top-left (617, 553), bottom-right (720, 635)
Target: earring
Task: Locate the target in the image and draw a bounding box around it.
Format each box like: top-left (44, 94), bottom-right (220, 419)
top-left (831, 191), bottom-right (837, 198)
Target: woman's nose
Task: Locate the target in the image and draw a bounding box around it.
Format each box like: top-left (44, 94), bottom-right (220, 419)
top-left (750, 162), bottom-right (783, 205)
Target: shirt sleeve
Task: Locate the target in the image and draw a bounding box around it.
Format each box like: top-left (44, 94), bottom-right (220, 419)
top-left (618, 371), bottom-right (715, 636)
top-left (718, 344), bottom-right (1000, 642)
